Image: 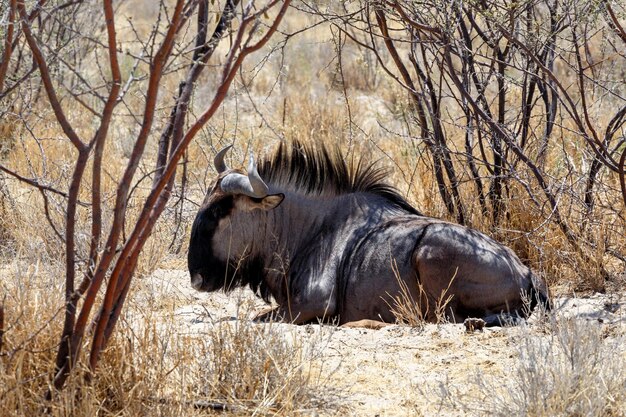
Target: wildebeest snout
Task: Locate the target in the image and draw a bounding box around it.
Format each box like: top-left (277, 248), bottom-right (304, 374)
top-left (190, 272), bottom-right (205, 291)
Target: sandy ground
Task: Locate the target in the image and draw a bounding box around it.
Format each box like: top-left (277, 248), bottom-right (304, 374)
top-left (141, 269), bottom-right (626, 416)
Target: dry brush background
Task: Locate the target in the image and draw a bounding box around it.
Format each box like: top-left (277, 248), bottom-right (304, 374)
top-left (0, 0), bottom-right (625, 415)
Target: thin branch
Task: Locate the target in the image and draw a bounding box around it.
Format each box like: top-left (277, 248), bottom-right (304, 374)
top-left (0, 164), bottom-right (81, 202)
top-left (0, 0), bottom-right (17, 93)
top-left (605, 3), bottom-right (626, 44)
top-left (16, 1), bottom-right (85, 151)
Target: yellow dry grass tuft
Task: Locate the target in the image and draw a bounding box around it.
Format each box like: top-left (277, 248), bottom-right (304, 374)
top-left (387, 259), bottom-right (456, 327)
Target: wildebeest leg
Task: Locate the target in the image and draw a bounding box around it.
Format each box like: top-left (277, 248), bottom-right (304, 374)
top-left (253, 305), bottom-right (310, 324)
top-left (413, 223), bottom-right (533, 325)
top-left (269, 270), bottom-right (338, 324)
top-left (281, 301), bottom-right (336, 324)
top-left (253, 306), bottom-right (282, 322)
top-left (253, 300), bottom-right (335, 325)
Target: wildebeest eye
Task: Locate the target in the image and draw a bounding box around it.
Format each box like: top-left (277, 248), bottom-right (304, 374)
top-left (192, 196), bottom-right (234, 235)
top-left (208, 195), bottom-right (234, 220)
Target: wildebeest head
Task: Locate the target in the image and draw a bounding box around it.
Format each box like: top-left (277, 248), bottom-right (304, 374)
top-left (187, 146), bottom-right (284, 293)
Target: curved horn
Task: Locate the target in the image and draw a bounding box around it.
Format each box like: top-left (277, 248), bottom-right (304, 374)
top-left (220, 173), bottom-right (257, 196)
top-left (214, 145), bottom-right (233, 173)
top-left (220, 153), bottom-right (269, 198)
top-left (247, 153), bottom-right (269, 197)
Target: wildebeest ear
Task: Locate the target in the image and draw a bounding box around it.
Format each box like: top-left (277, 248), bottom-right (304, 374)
top-left (236, 193), bottom-right (284, 212)
top-left (258, 193), bottom-right (284, 210)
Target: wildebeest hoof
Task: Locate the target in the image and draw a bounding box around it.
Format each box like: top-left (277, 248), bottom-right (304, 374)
top-left (341, 319), bottom-right (391, 330)
top-left (464, 318), bottom-right (486, 332)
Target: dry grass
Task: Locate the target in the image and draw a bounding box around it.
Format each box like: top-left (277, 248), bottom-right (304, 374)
top-left (195, 317), bottom-right (322, 415)
top-left (0, 263), bottom-right (328, 416)
top-left (387, 259), bottom-right (456, 327)
top-left (430, 318), bottom-right (626, 416)
top-left (1, 2), bottom-right (625, 416)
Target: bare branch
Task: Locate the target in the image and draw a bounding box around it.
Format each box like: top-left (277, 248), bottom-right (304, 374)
top-left (16, 1), bottom-right (85, 151)
top-left (0, 0), bottom-right (17, 93)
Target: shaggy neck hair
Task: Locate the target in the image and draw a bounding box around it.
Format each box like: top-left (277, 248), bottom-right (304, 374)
top-left (258, 141), bottom-right (421, 215)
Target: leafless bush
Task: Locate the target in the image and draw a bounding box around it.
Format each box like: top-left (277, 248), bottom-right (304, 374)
top-left (302, 0), bottom-right (626, 288)
top-left (0, 0), bottom-right (292, 395)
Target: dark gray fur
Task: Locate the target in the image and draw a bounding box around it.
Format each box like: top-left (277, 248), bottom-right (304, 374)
top-left (188, 142), bottom-right (550, 325)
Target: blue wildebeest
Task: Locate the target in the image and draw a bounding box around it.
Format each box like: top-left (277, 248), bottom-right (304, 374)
top-left (188, 142), bottom-right (550, 326)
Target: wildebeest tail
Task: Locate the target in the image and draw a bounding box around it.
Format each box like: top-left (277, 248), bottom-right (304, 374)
top-left (528, 272), bottom-right (552, 313)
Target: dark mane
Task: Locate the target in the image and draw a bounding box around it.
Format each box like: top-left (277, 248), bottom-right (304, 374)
top-left (258, 141), bottom-right (420, 215)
